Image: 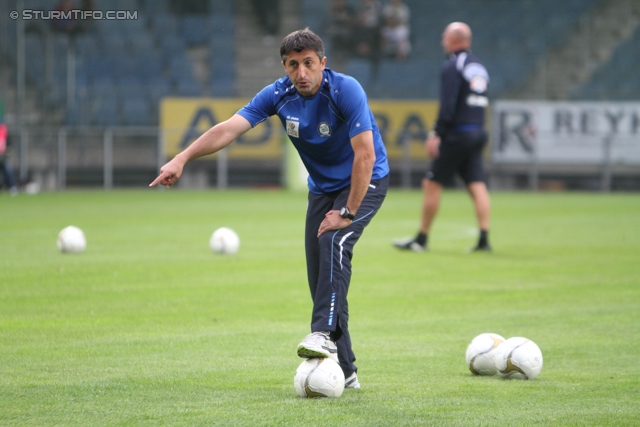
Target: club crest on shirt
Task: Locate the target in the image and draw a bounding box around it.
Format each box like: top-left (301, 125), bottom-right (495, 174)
top-left (470, 75), bottom-right (488, 93)
top-left (317, 121), bottom-right (331, 137)
top-left (286, 119), bottom-right (299, 138)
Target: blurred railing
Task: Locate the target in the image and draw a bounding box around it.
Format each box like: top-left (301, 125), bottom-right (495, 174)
top-left (3, 119), bottom-right (640, 193)
top-left (8, 126), bottom-right (161, 191)
top-left (5, 126), bottom-right (285, 192)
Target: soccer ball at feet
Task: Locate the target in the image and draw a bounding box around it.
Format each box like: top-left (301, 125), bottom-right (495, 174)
top-left (57, 226), bottom-right (87, 253)
top-left (465, 332), bottom-right (505, 376)
top-left (495, 337), bottom-right (543, 380)
top-left (209, 227), bottom-right (240, 255)
top-left (294, 358), bottom-right (345, 398)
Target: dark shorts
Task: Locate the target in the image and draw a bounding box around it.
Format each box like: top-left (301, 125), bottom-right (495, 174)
top-left (427, 129), bottom-right (488, 186)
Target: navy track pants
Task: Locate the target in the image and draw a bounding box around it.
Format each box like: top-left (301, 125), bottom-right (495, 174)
top-left (304, 175), bottom-right (388, 377)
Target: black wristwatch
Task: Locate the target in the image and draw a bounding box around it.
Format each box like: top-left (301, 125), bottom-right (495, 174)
top-left (339, 206), bottom-right (355, 220)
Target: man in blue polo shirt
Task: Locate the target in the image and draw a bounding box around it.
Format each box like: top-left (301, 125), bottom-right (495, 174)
top-left (151, 28), bottom-right (389, 390)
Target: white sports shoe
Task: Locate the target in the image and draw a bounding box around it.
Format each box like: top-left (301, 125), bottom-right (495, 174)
top-left (297, 331), bottom-right (338, 362)
top-left (393, 237), bottom-right (426, 252)
top-left (345, 372), bottom-right (361, 389)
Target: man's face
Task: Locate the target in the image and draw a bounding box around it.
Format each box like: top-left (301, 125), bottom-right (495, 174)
top-left (441, 29), bottom-right (454, 55)
top-left (282, 49), bottom-right (327, 97)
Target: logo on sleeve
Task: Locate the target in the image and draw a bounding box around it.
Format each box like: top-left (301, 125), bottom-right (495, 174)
top-left (318, 121), bottom-right (332, 137)
top-left (470, 76), bottom-right (488, 93)
top-left (286, 119), bottom-right (299, 138)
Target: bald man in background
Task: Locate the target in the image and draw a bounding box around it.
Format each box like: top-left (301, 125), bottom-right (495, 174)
top-left (394, 22), bottom-right (492, 253)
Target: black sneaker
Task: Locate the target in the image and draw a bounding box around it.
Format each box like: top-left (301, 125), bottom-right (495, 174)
top-left (468, 244), bottom-right (492, 253)
top-left (393, 238), bottom-right (426, 252)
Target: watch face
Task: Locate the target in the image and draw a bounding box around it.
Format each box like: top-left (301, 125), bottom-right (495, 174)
top-left (340, 207), bottom-right (353, 219)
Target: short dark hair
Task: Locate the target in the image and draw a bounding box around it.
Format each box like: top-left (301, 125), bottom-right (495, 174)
top-left (280, 28), bottom-right (325, 63)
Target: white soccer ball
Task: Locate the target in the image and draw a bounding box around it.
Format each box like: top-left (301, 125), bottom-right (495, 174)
top-left (294, 358), bottom-right (345, 398)
top-left (495, 337), bottom-right (543, 380)
top-left (465, 333), bottom-right (506, 376)
top-left (57, 226), bottom-right (87, 253)
top-left (209, 227), bottom-right (240, 255)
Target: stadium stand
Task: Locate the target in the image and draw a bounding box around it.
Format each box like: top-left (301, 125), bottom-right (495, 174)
top-left (570, 24), bottom-right (640, 100)
top-left (5, 0), bottom-right (237, 126)
top-left (1, 0), bottom-right (638, 192)
top-left (301, 0), bottom-right (603, 99)
top-left (1, 0), bottom-right (638, 128)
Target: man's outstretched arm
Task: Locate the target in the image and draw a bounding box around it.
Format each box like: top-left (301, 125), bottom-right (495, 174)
top-left (150, 114), bottom-right (253, 188)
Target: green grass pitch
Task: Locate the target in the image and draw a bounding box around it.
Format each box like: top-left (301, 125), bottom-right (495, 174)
top-left (1, 189), bottom-right (639, 426)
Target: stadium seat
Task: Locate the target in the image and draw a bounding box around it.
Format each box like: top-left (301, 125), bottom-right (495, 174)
top-left (169, 56), bottom-right (197, 82)
top-left (122, 98), bottom-right (151, 126)
top-left (118, 81), bottom-right (147, 103)
top-left (129, 34), bottom-right (156, 54)
top-left (211, 78), bottom-right (237, 98)
top-left (92, 94), bottom-right (120, 127)
top-left (209, 0), bottom-right (235, 15)
top-left (140, 0), bottom-right (169, 14)
top-left (151, 13), bottom-right (179, 35)
top-left (175, 79), bottom-right (205, 97)
top-left (181, 15), bottom-right (211, 46)
top-left (74, 35), bottom-right (100, 57)
top-left (118, 16), bottom-right (147, 37)
top-left (65, 104), bottom-right (83, 126)
top-left (101, 33), bottom-right (129, 55)
top-left (94, 0), bottom-right (138, 11)
top-left (132, 54), bottom-right (164, 82)
top-left (147, 78), bottom-right (173, 106)
top-left (345, 59), bottom-right (372, 89)
top-left (210, 14), bottom-right (235, 33)
top-left (23, 0), bottom-right (53, 9)
top-left (211, 32), bottom-right (235, 57)
top-left (160, 34), bottom-right (187, 62)
top-left (25, 35), bottom-right (45, 84)
top-left (371, 60), bottom-right (430, 99)
top-left (570, 25), bottom-right (640, 101)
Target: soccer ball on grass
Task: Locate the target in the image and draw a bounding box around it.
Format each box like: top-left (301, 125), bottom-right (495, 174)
top-left (57, 226), bottom-right (87, 253)
top-left (209, 227), bottom-right (240, 255)
top-left (465, 332), bottom-right (505, 376)
top-left (495, 337), bottom-right (543, 380)
top-left (294, 358), bottom-right (345, 398)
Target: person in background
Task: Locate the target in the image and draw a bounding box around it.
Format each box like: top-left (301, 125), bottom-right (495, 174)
top-left (0, 121), bottom-right (18, 196)
top-left (381, 0), bottom-right (411, 60)
top-left (52, 0), bottom-right (79, 34)
top-left (324, 0), bottom-right (356, 72)
top-left (250, 0), bottom-right (281, 36)
top-left (352, 0), bottom-right (382, 71)
top-left (393, 22), bottom-right (492, 253)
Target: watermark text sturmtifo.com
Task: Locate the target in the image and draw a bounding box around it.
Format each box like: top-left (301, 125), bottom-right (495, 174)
top-left (10, 10), bottom-right (138, 20)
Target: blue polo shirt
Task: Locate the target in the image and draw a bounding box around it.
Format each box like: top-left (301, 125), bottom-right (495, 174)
top-left (237, 68), bottom-right (389, 194)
